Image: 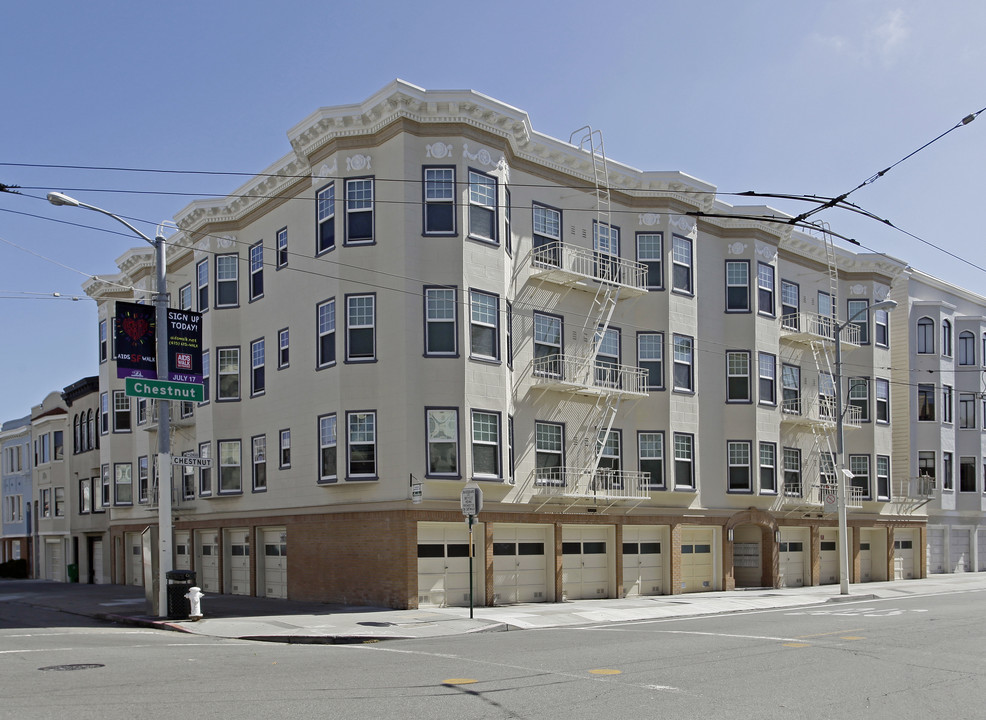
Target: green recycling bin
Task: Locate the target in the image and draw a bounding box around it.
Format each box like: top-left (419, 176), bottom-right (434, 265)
top-left (67, 564), bottom-right (79, 583)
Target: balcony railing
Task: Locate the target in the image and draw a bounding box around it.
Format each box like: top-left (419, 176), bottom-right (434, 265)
top-left (532, 355), bottom-right (648, 397)
top-left (780, 312), bottom-right (860, 347)
top-left (531, 242), bottom-right (648, 295)
top-left (780, 396), bottom-right (862, 428)
top-left (531, 467), bottom-right (652, 500)
top-left (780, 480), bottom-right (864, 509)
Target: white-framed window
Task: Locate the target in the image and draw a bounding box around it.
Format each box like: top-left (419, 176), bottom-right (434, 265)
top-left (506, 301), bottom-right (514, 369)
top-left (135, 397), bottom-right (147, 426)
top-left (468, 170), bottom-right (496, 243)
top-left (847, 299), bottom-right (869, 344)
top-left (251, 339), bottom-right (265, 396)
top-left (201, 350), bottom-right (210, 403)
top-left (636, 232), bottom-right (663, 290)
top-left (849, 454), bottom-right (870, 499)
top-left (347, 411), bottom-right (377, 478)
top-left (318, 414), bottom-right (337, 483)
top-left (849, 377), bottom-right (869, 422)
top-left (316, 182), bottom-right (335, 254)
top-left (137, 455), bottom-right (148, 504)
top-left (199, 442), bottom-right (211, 496)
top-left (278, 328), bottom-right (289, 369)
top-left (79, 478), bottom-right (91, 514)
top-left (876, 455), bottom-right (891, 500)
top-left (345, 177), bottom-right (374, 244)
top-left (100, 392), bottom-right (109, 434)
top-left (759, 442), bottom-right (777, 494)
top-left (532, 203), bottom-right (561, 267)
top-left (597, 429), bottom-right (622, 473)
top-left (781, 280), bottom-right (799, 329)
top-left (113, 390), bottom-right (131, 432)
top-left (218, 347), bottom-right (240, 401)
top-left (671, 235), bottom-right (693, 294)
top-left (504, 188), bottom-right (512, 255)
top-left (534, 421), bottom-right (564, 485)
top-left (276, 227), bottom-right (288, 268)
top-left (758, 352), bottom-right (776, 405)
top-left (959, 456), bottom-right (976, 493)
top-left (215, 254), bottom-right (238, 308)
top-left (425, 287), bottom-right (457, 356)
top-left (426, 408), bottom-right (459, 478)
top-left (114, 462), bottom-right (133, 505)
top-left (916, 317), bottom-right (934, 354)
top-left (727, 440), bottom-right (752, 492)
top-left (918, 450), bottom-right (936, 486)
top-left (179, 283), bottom-right (192, 311)
top-left (673, 433), bottom-right (695, 489)
top-left (218, 439), bottom-right (242, 494)
top-left (943, 385), bottom-right (953, 424)
top-left (943, 319), bottom-right (952, 357)
top-left (317, 298), bottom-right (336, 368)
top-left (469, 290), bottom-right (499, 361)
top-left (346, 294), bottom-right (376, 362)
top-left (471, 410), bottom-right (501, 479)
top-left (249, 241), bottom-right (264, 300)
top-left (638, 431), bottom-right (664, 489)
top-left (423, 167), bottom-right (455, 234)
top-left (534, 312), bottom-right (563, 377)
top-left (595, 326), bottom-right (620, 388)
top-left (673, 335), bottom-right (694, 392)
top-left (593, 221), bottom-right (620, 281)
top-left (101, 464), bottom-right (110, 507)
top-left (757, 263), bottom-right (775, 315)
top-left (875, 378), bottom-right (890, 423)
top-left (196, 259), bottom-right (209, 312)
top-left (725, 260), bottom-right (750, 312)
top-left (638, 332), bottom-right (663, 390)
top-left (252, 435), bottom-right (267, 492)
top-left (875, 308), bottom-right (889, 347)
top-left (99, 319), bottom-right (108, 363)
top-left (279, 429), bottom-right (291, 469)
top-left (182, 452), bottom-right (195, 500)
top-left (40, 488), bottom-right (51, 518)
top-left (784, 447), bottom-right (802, 496)
top-left (818, 291), bottom-right (834, 337)
top-left (960, 393), bottom-right (976, 429)
top-left (819, 372), bottom-right (836, 420)
top-left (959, 331), bottom-right (976, 365)
top-left (917, 383), bottom-right (936, 421)
top-left (726, 351), bottom-right (750, 402)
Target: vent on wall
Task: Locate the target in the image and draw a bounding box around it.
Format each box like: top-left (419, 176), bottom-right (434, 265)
top-left (534, 591), bottom-right (543, 599)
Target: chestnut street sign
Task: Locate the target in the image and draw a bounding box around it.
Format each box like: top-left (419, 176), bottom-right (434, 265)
top-left (125, 377), bottom-right (204, 402)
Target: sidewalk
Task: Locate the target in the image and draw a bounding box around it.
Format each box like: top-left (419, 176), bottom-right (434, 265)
top-left (4, 574), bottom-right (985, 643)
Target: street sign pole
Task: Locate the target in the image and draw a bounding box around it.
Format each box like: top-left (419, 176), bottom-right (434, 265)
top-left (460, 482), bottom-right (483, 619)
top-left (468, 514), bottom-right (474, 619)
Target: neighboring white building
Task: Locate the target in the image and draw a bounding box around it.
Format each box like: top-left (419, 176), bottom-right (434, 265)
top-left (1, 415), bottom-right (32, 571)
top-left (69, 80), bottom-right (960, 608)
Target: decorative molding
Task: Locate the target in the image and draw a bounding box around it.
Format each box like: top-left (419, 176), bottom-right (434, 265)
top-left (850, 283), bottom-right (868, 296)
top-left (639, 213), bottom-right (661, 227)
top-left (426, 143), bottom-right (453, 159)
top-left (727, 242), bottom-right (748, 255)
top-left (874, 285), bottom-right (890, 302)
top-left (463, 143), bottom-right (501, 168)
top-left (346, 154), bottom-right (371, 172)
top-left (314, 160), bottom-right (337, 185)
top-left (668, 216), bottom-right (697, 237)
top-left (216, 235), bottom-right (235, 249)
top-left (755, 242), bottom-right (778, 262)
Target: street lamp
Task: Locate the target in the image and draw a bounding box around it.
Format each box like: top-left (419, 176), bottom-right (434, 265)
top-left (47, 192), bottom-right (173, 617)
top-left (833, 297), bottom-right (897, 595)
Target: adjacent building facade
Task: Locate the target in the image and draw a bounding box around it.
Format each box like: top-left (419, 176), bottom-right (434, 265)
top-left (5, 81), bottom-right (984, 605)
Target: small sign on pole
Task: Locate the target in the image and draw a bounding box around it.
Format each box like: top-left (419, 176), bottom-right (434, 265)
top-left (411, 483), bottom-right (422, 504)
top-left (460, 482), bottom-right (483, 517)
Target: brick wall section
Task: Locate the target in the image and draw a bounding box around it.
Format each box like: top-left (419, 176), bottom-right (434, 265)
top-left (483, 522), bottom-right (495, 607)
top-left (669, 523), bottom-right (681, 595)
top-left (614, 523), bottom-right (623, 597)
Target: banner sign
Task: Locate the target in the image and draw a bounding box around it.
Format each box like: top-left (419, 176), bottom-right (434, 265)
top-left (115, 301), bottom-right (157, 379)
top-left (166, 309), bottom-right (203, 384)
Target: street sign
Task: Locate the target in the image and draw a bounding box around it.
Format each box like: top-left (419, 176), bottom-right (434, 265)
top-left (172, 455), bottom-right (213, 468)
top-left (460, 482), bottom-right (483, 516)
top-left (125, 377), bottom-right (204, 402)
top-left (411, 483), bottom-right (422, 504)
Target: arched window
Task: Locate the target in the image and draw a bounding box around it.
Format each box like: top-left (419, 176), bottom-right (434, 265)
top-left (86, 409), bottom-right (95, 451)
top-left (942, 319), bottom-right (952, 357)
top-left (959, 331), bottom-right (976, 365)
top-left (917, 317), bottom-right (935, 354)
top-left (73, 414), bottom-right (81, 454)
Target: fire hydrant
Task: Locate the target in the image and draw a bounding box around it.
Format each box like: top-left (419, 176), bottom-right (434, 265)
top-left (184, 586), bottom-right (204, 620)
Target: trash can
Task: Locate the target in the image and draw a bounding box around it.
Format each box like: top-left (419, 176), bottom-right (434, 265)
top-left (66, 564), bottom-right (79, 583)
top-left (165, 570), bottom-right (196, 619)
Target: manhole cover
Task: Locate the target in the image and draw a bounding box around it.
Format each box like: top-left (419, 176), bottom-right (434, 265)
top-left (39, 664), bottom-right (105, 672)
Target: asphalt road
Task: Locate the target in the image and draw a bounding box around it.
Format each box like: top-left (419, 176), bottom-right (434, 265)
top-left (3, 589), bottom-right (984, 719)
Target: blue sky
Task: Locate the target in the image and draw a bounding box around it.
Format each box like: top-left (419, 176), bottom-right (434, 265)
top-left (1, 0), bottom-right (984, 420)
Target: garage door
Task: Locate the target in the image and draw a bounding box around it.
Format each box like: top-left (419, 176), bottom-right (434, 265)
top-left (126, 532), bottom-right (143, 586)
top-left (225, 529), bottom-right (250, 595)
top-left (261, 528), bottom-right (287, 599)
top-left (45, 539), bottom-right (64, 582)
top-left (418, 523), bottom-right (479, 607)
top-left (562, 526), bottom-right (610, 600)
top-left (894, 531), bottom-right (916, 579)
top-left (950, 528), bottom-right (971, 572)
top-left (927, 528), bottom-right (945, 574)
top-left (174, 531), bottom-right (191, 571)
top-left (979, 529), bottom-right (986, 571)
top-left (779, 528), bottom-right (807, 588)
top-left (622, 526), bottom-right (663, 597)
top-left (819, 538), bottom-right (839, 585)
top-left (196, 530), bottom-right (219, 592)
top-left (92, 539), bottom-right (105, 585)
top-left (492, 525), bottom-right (548, 604)
top-left (859, 530), bottom-right (874, 583)
top-left (680, 527), bottom-right (715, 593)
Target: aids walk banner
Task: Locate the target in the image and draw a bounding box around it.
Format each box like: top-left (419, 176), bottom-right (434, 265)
top-left (114, 301), bottom-right (157, 379)
top-left (166, 309), bottom-right (203, 384)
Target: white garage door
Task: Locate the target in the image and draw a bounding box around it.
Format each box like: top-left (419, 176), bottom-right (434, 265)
top-left (492, 525), bottom-right (548, 604)
top-left (894, 531), bottom-right (916, 579)
top-left (680, 527), bottom-right (715, 593)
top-left (779, 528), bottom-right (808, 588)
top-left (418, 523), bottom-right (479, 607)
top-left (92, 539), bottom-right (104, 585)
top-left (196, 530), bottom-right (220, 592)
top-left (174, 531), bottom-right (191, 571)
top-left (927, 528), bottom-right (945, 574)
top-left (979, 529), bottom-right (986, 572)
top-left (562, 526), bottom-right (610, 600)
top-left (126, 532), bottom-right (143, 587)
top-left (819, 539), bottom-right (840, 585)
top-left (950, 528), bottom-right (971, 572)
top-left (622, 526), bottom-right (663, 597)
top-left (225, 529), bottom-right (250, 595)
top-left (45, 539), bottom-right (64, 582)
top-left (261, 528), bottom-right (287, 599)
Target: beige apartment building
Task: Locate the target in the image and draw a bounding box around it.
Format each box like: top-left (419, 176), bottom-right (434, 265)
top-left (80, 80), bottom-right (936, 608)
